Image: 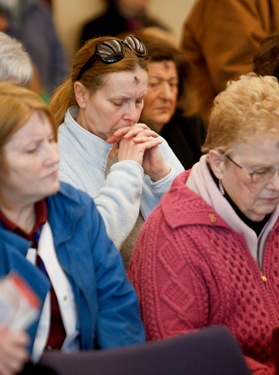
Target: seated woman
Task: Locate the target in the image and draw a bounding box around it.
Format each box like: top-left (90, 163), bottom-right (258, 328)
top-left (0, 82), bottom-right (145, 363)
top-left (132, 29), bottom-right (207, 169)
top-left (49, 35), bottom-right (184, 267)
top-left (128, 73), bottom-right (279, 374)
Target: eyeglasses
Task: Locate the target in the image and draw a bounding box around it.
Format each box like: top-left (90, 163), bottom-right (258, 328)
top-left (76, 35), bottom-right (148, 80)
top-left (226, 154), bottom-right (279, 184)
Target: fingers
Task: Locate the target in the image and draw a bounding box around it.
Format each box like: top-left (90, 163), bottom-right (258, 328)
top-left (117, 136), bottom-right (162, 164)
top-left (0, 329), bottom-right (29, 375)
top-left (106, 123), bottom-right (157, 144)
top-left (123, 126), bottom-right (158, 141)
top-left (131, 134), bottom-right (162, 145)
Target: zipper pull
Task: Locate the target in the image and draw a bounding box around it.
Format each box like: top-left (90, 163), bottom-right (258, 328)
top-left (261, 272), bottom-right (267, 282)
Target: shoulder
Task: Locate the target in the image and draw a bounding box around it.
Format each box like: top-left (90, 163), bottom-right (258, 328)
top-left (48, 182), bottom-right (94, 210)
top-left (164, 114), bottom-right (206, 137)
top-left (158, 172), bottom-right (225, 229)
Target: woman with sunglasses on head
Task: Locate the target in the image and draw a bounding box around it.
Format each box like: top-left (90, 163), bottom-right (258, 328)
top-left (50, 35), bottom-right (184, 267)
top-left (128, 73), bottom-right (279, 374)
top-left (0, 82), bottom-right (145, 364)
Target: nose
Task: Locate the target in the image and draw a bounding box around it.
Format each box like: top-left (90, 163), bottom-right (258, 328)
top-left (158, 82), bottom-right (175, 100)
top-left (124, 103), bottom-right (141, 124)
top-left (43, 141), bottom-right (59, 165)
top-left (267, 168), bottom-right (279, 190)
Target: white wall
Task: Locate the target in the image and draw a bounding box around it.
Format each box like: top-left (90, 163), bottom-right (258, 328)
top-left (53, 0), bottom-right (196, 59)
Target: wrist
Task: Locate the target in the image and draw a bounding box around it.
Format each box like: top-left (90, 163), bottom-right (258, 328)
top-left (149, 165), bottom-right (172, 182)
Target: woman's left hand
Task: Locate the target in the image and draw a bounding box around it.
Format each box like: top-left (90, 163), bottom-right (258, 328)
top-left (141, 146), bottom-right (171, 182)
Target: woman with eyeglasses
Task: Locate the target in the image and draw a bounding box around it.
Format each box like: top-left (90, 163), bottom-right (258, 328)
top-left (50, 35), bottom-right (184, 268)
top-left (0, 82), bottom-right (145, 363)
top-left (128, 73), bottom-right (279, 374)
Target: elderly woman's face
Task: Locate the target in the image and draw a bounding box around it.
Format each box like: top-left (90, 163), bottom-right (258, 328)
top-left (217, 137), bottom-right (279, 221)
top-left (0, 111), bottom-right (60, 207)
top-left (141, 61), bottom-right (178, 133)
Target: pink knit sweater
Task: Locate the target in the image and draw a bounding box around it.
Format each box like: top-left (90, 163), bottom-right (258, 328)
top-left (128, 170), bottom-right (279, 375)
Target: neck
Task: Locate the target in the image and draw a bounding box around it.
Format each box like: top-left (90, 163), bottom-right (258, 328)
top-left (0, 203), bottom-right (35, 233)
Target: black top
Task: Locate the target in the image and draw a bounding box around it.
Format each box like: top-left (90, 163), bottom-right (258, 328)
top-left (210, 168), bottom-right (271, 236)
top-left (79, 8), bottom-right (169, 47)
top-left (160, 114), bottom-right (207, 170)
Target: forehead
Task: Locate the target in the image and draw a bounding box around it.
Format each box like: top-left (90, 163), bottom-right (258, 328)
top-left (234, 137), bottom-right (279, 163)
top-left (5, 111), bottom-right (51, 149)
top-left (101, 68), bottom-right (148, 92)
top-left (148, 61), bottom-right (178, 78)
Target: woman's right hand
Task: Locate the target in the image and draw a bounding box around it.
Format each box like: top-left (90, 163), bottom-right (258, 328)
top-left (0, 327), bottom-right (29, 375)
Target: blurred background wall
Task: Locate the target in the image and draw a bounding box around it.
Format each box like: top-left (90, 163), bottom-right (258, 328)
top-left (53, 0), bottom-right (196, 59)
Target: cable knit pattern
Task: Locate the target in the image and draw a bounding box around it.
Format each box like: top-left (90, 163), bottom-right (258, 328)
top-left (128, 170), bottom-right (279, 374)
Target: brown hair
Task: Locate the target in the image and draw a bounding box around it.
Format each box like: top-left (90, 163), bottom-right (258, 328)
top-left (50, 35), bottom-right (149, 127)
top-left (253, 32), bottom-right (279, 79)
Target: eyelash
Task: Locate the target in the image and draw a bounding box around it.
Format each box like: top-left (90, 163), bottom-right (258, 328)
top-left (26, 148), bottom-right (37, 154)
top-left (26, 138), bottom-right (55, 153)
top-left (113, 100), bottom-right (143, 107)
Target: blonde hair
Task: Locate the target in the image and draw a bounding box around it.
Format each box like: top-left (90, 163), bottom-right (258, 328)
top-left (50, 36), bottom-right (149, 127)
top-left (203, 73), bottom-right (279, 153)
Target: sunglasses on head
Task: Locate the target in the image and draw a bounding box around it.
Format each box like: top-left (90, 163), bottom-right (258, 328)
top-left (76, 34), bottom-right (148, 80)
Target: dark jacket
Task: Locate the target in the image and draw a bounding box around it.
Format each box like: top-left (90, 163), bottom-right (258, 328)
top-left (160, 114), bottom-right (207, 169)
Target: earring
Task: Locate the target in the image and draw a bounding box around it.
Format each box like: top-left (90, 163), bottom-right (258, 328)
top-left (218, 180), bottom-right (225, 195)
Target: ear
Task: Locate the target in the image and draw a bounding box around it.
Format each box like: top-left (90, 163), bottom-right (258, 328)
top-left (74, 81), bottom-right (88, 108)
top-left (207, 150), bottom-right (225, 179)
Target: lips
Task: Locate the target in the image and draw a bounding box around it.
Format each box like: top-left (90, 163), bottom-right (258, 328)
top-left (155, 107), bottom-right (171, 112)
top-left (44, 170), bottom-right (58, 179)
top-left (261, 197), bottom-right (279, 203)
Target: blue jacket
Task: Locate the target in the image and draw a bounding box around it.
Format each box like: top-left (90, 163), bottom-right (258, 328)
top-left (0, 182), bottom-right (145, 354)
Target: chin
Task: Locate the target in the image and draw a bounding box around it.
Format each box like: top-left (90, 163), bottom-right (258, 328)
top-left (251, 209), bottom-right (276, 222)
top-left (45, 181), bottom-right (60, 197)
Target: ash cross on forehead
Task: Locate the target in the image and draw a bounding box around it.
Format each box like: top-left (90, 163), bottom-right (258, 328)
top-left (163, 61), bottom-right (173, 70)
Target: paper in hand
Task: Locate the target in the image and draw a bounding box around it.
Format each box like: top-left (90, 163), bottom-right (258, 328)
top-left (0, 272), bottom-right (40, 331)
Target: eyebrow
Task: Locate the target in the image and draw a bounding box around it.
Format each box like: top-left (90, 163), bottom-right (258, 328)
top-left (149, 75), bottom-right (178, 81)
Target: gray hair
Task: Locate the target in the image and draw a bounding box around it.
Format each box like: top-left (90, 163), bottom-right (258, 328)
top-left (203, 73), bottom-right (279, 153)
top-left (0, 32), bottom-right (33, 86)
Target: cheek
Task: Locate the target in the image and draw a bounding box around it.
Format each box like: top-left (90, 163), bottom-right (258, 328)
top-left (144, 92), bottom-right (157, 109)
top-left (108, 109), bottom-right (126, 128)
top-left (136, 106), bottom-right (143, 121)
top-left (171, 92), bottom-right (178, 107)
top-left (233, 183), bottom-right (261, 211)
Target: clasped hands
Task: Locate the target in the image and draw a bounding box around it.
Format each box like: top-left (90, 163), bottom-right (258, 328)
top-left (106, 123), bottom-right (171, 182)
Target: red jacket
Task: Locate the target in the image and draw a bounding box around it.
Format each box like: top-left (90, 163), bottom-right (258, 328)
top-left (129, 170), bottom-right (279, 374)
